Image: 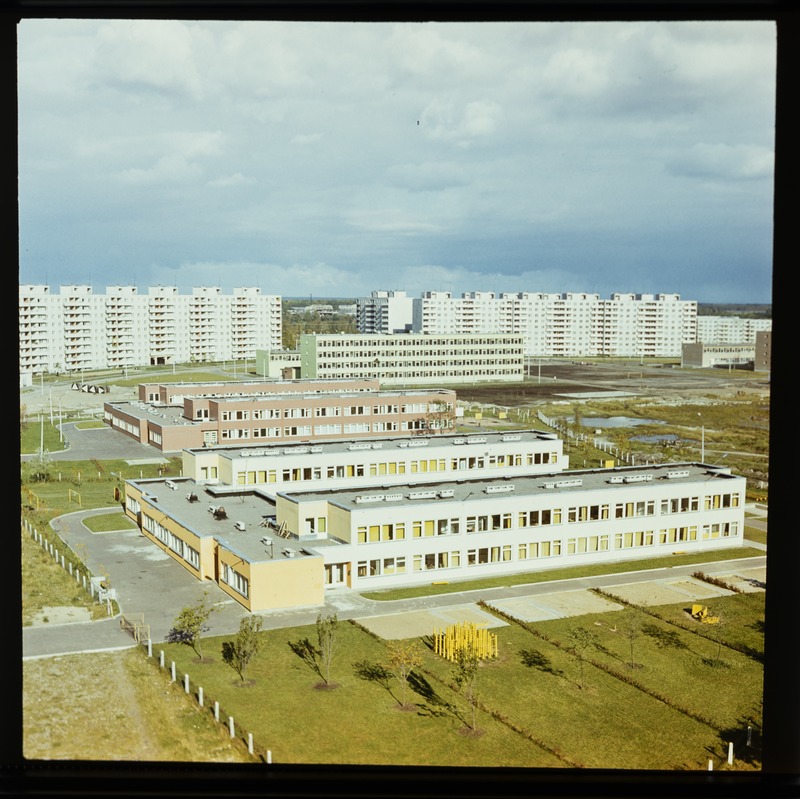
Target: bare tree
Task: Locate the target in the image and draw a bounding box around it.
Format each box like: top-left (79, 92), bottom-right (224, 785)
top-left (453, 644), bottom-right (480, 733)
top-left (567, 626), bottom-right (596, 689)
top-left (316, 612), bottom-right (339, 686)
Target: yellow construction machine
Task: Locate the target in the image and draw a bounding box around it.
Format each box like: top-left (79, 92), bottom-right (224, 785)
top-left (691, 604), bottom-right (719, 624)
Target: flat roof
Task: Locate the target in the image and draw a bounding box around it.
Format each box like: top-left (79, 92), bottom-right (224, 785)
top-left (129, 476), bottom-right (337, 564)
top-left (187, 428), bottom-right (560, 460)
top-left (280, 463), bottom-right (741, 510)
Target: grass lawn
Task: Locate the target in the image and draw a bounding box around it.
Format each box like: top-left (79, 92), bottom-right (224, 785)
top-left (21, 529), bottom-right (107, 624)
top-left (20, 420), bottom-right (67, 455)
top-left (82, 512), bottom-right (138, 532)
top-left (361, 547), bottom-right (766, 601)
top-left (155, 591), bottom-right (763, 769)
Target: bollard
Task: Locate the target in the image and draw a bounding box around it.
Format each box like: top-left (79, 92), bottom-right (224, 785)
top-left (171, 661), bottom-right (176, 683)
top-left (198, 687), bottom-right (204, 708)
top-left (184, 674), bottom-right (189, 694)
top-left (248, 733), bottom-right (253, 755)
top-left (214, 701), bottom-right (219, 722)
top-left (228, 717), bottom-right (235, 738)
top-left (727, 742), bottom-right (733, 765)
top-left (267, 750), bottom-right (272, 764)
top-left (68, 563), bottom-right (73, 576)
top-left (159, 650), bottom-right (165, 668)
top-left (708, 760), bottom-right (713, 771)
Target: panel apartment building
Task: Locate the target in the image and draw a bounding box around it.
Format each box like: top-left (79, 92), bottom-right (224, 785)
top-left (18, 284), bottom-right (282, 376)
top-left (355, 290), bottom-right (698, 358)
top-left (297, 332), bottom-right (525, 385)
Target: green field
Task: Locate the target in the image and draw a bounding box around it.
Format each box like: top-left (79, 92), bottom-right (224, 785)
top-left (153, 592), bottom-right (763, 769)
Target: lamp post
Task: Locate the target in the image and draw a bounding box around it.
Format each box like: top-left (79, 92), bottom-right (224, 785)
top-left (698, 412), bottom-right (704, 463)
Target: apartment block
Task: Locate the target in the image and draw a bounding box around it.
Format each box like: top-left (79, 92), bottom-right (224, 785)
top-left (409, 291), bottom-right (697, 358)
top-left (18, 284), bottom-right (282, 376)
top-left (696, 315), bottom-right (772, 345)
top-left (356, 290), bottom-right (415, 333)
top-left (297, 333), bottom-right (525, 385)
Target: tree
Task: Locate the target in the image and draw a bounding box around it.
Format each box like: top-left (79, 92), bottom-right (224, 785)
top-left (453, 643), bottom-right (480, 733)
top-left (222, 616), bottom-right (264, 681)
top-left (567, 627), bottom-right (596, 689)
top-left (167, 592), bottom-right (216, 661)
top-left (316, 612), bottom-right (339, 686)
top-left (386, 640), bottom-right (423, 709)
top-left (619, 608), bottom-right (644, 669)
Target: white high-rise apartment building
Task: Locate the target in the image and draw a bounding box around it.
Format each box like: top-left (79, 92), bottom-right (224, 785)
top-left (356, 290), bottom-right (415, 333)
top-left (696, 315), bottom-right (772, 344)
top-left (409, 290), bottom-right (697, 357)
top-left (19, 285), bottom-right (282, 376)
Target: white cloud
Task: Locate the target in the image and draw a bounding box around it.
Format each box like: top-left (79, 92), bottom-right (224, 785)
top-left (208, 172), bottom-right (256, 187)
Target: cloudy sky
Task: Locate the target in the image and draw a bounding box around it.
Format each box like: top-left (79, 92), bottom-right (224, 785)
top-left (17, 18), bottom-right (776, 303)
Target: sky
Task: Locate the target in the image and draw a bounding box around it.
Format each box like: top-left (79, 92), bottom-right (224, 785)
top-left (17, 18), bottom-right (777, 303)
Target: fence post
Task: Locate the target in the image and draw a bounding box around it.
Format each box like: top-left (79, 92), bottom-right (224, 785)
top-left (727, 742), bottom-right (733, 765)
top-left (214, 701), bottom-right (219, 722)
top-left (171, 661), bottom-right (176, 682)
top-left (159, 650), bottom-right (165, 668)
top-left (267, 750), bottom-right (272, 764)
top-left (248, 733), bottom-right (253, 755)
top-left (708, 760), bottom-right (713, 771)
top-left (184, 673), bottom-right (190, 694)
top-left (228, 717), bottom-right (235, 738)
top-left (198, 686), bottom-right (203, 708)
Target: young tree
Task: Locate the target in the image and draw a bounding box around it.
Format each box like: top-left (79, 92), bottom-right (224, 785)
top-left (619, 608), bottom-right (643, 669)
top-left (222, 616), bottom-right (264, 682)
top-left (567, 626), bottom-right (596, 689)
top-left (316, 612), bottom-right (339, 686)
top-left (386, 640), bottom-right (423, 709)
top-left (453, 644), bottom-right (480, 733)
top-left (167, 592), bottom-right (216, 661)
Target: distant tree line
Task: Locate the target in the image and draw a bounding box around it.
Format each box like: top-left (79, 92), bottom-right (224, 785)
top-left (697, 303), bottom-right (771, 318)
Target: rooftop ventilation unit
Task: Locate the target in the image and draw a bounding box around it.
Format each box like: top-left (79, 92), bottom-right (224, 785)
top-left (486, 484), bottom-right (515, 494)
top-left (607, 476), bottom-right (625, 484)
top-left (452, 439), bottom-right (466, 445)
top-left (310, 446), bottom-right (323, 453)
top-left (348, 443), bottom-right (372, 450)
top-left (665, 470), bottom-right (690, 479)
top-left (624, 474), bottom-right (653, 483)
top-left (384, 494), bottom-right (404, 502)
top-left (438, 489), bottom-right (455, 498)
top-left (408, 440), bottom-right (429, 447)
top-left (165, 480), bottom-right (177, 490)
top-left (467, 437), bottom-right (487, 445)
top-left (554, 478), bottom-right (582, 488)
top-left (355, 494), bottom-right (384, 504)
top-left (398, 442), bottom-right (409, 448)
top-left (501, 434), bottom-right (521, 442)
top-left (409, 490), bottom-right (437, 500)
top-left (371, 443), bottom-right (383, 449)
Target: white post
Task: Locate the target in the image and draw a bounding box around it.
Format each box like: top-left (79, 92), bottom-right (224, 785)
top-left (228, 717), bottom-right (235, 738)
top-left (198, 686), bottom-right (204, 708)
top-left (267, 750), bottom-right (272, 764)
top-left (184, 673), bottom-right (189, 693)
top-left (248, 733), bottom-right (253, 755)
top-left (159, 650), bottom-right (165, 668)
top-left (727, 742), bottom-right (733, 765)
top-left (747, 726), bottom-right (752, 747)
top-left (708, 760), bottom-right (713, 771)
top-left (147, 640), bottom-right (152, 658)
top-left (214, 701), bottom-right (219, 722)
top-left (171, 661), bottom-right (176, 682)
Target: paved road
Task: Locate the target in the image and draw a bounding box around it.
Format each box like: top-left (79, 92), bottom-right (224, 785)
top-left (22, 503), bottom-right (767, 660)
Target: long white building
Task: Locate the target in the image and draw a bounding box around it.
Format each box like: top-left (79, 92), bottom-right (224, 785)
top-left (696, 315), bottom-right (772, 344)
top-left (18, 284), bottom-right (282, 376)
top-left (405, 291), bottom-right (698, 358)
top-left (125, 459), bottom-right (745, 611)
top-left (297, 332), bottom-right (525, 385)
top-left (352, 290), bottom-right (698, 357)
